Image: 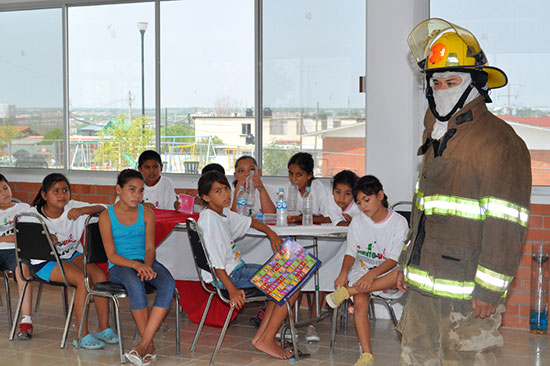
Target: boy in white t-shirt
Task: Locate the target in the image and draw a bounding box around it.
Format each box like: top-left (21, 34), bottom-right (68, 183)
top-left (197, 171), bottom-right (300, 360)
top-left (326, 176), bottom-right (408, 366)
top-left (137, 150), bottom-right (178, 210)
top-left (0, 174), bottom-right (33, 339)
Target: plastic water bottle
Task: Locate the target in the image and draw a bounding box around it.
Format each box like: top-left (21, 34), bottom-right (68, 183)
top-left (246, 169), bottom-right (256, 207)
top-left (236, 186), bottom-right (248, 216)
top-left (276, 188), bottom-right (288, 227)
top-left (287, 183), bottom-right (298, 213)
top-left (302, 186), bottom-right (313, 226)
top-left (530, 243), bottom-right (549, 334)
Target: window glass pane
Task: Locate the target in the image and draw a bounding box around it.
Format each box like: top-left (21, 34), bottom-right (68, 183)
top-left (263, 0), bottom-right (366, 177)
top-left (0, 9), bottom-right (63, 169)
top-left (160, 0), bottom-right (254, 174)
top-left (68, 2), bottom-right (155, 171)
top-left (432, 0), bottom-right (550, 186)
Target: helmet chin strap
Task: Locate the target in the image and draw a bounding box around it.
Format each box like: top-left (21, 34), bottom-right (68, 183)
top-left (425, 73), bottom-right (474, 122)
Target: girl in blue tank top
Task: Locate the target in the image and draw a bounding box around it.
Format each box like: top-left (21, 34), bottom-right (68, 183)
top-left (99, 169), bottom-right (175, 366)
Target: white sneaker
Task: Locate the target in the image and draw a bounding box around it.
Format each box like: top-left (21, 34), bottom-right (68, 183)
top-left (305, 325), bottom-right (320, 342)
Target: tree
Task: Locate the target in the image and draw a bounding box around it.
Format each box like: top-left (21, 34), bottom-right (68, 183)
top-left (262, 141), bottom-right (299, 176)
top-left (165, 123), bottom-right (195, 143)
top-left (41, 128), bottom-right (64, 166)
top-left (0, 124), bottom-right (23, 158)
top-left (94, 115), bottom-right (154, 170)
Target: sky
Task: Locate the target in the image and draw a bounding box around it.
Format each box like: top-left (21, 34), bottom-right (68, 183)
top-left (0, 0), bottom-right (548, 112)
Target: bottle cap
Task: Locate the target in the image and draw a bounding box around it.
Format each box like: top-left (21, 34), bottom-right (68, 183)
top-left (239, 186), bottom-right (244, 191)
top-left (306, 186), bottom-right (311, 192)
top-left (279, 187), bottom-right (284, 192)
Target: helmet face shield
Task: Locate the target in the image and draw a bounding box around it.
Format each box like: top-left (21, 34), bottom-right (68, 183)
top-left (408, 18), bottom-right (507, 89)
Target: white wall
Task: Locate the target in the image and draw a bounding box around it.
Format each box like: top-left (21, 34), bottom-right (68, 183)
top-left (365, 0), bottom-right (428, 205)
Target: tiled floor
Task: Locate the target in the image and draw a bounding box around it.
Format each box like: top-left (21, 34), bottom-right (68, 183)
top-left (0, 283), bottom-right (548, 365)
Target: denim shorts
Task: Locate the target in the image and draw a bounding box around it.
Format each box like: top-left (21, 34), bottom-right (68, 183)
top-left (109, 260), bottom-right (176, 311)
top-left (219, 263), bottom-right (262, 290)
top-left (0, 249), bottom-right (17, 272)
top-left (33, 251), bottom-right (81, 282)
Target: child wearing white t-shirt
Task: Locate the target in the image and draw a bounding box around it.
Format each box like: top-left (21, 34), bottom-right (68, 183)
top-left (326, 175), bottom-right (408, 366)
top-left (325, 170), bottom-right (361, 226)
top-left (197, 171), bottom-right (299, 360)
top-left (25, 173), bottom-right (117, 350)
top-left (0, 174), bottom-right (33, 339)
top-left (137, 150), bottom-right (178, 210)
top-left (231, 155), bottom-right (276, 216)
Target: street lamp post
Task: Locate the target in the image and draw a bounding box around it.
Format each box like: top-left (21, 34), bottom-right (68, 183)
top-left (137, 22), bottom-right (148, 134)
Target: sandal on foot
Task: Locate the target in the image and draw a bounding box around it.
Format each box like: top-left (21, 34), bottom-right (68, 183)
top-left (73, 333), bottom-right (106, 350)
top-left (95, 327), bottom-right (119, 344)
top-left (144, 353), bottom-right (157, 361)
top-left (124, 350), bottom-right (143, 366)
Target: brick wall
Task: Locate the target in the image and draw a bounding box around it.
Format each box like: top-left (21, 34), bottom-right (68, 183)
top-left (502, 203), bottom-right (550, 329)
top-left (8, 179), bottom-right (550, 330)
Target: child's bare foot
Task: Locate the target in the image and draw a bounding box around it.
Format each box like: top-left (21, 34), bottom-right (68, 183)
top-left (253, 338), bottom-right (292, 359)
top-left (143, 342), bottom-right (156, 362)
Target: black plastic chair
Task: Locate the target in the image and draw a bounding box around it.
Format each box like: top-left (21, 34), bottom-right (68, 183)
top-left (186, 218), bottom-right (299, 365)
top-left (76, 214), bottom-right (181, 363)
top-left (9, 213), bottom-right (76, 348)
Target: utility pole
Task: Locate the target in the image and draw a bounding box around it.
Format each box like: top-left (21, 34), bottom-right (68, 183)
top-left (128, 90), bottom-right (132, 122)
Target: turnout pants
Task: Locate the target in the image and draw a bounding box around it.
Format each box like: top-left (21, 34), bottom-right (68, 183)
top-left (397, 290), bottom-right (505, 366)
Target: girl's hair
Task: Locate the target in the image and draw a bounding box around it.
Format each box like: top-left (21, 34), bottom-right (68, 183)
top-left (287, 152), bottom-right (314, 178)
top-left (198, 171), bottom-right (230, 206)
top-left (202, 163), bottom-right (226, 175)
top-left (234, 155), bottom-right (257, 171)
top-left (32, 173), bottom-right (71, 213)
top-left (0, 173), bottom-right (8, 184)
top-left (353, 175), bottom-right (388, 208)
top-left (332, 170), bottom-right (358, 190)
top-left (117, 169), bottom-right (144, 187)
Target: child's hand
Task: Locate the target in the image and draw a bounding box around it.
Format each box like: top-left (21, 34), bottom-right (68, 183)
top-left (142, 202), bottom-right (156, 210)
top-left (229, 288), bottom-right (246, 310)
top-left (396, 270), bottom-right (407, 292)
top-left (49, 233), bottom-right (59, 244)
top-left (174, 199), bottom-right (181, 211)
top-left (334, 272), bottom-right (348, 289)
top-left (67, 207), bottom-right (86, 220)
top-left (355, 272), bottom-right (376, 292)
top-left (268, 234), bottom-right (283, 253)
top-left (134, 262), bottom-right (157, 281)
top-left (287, 215), bottom-right (301, 225)
top-left (342, 213), bottom-right (352, 223)
top-left (251, 172), bottom-right (265, 192)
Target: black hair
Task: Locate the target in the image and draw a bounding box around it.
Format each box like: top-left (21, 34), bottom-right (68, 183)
top-left (353, 175), bottom-right (388, 208)
top-left (138, 150), bottom-right (162, 167)
top-left (332, 170), bottom-right (358, 191)
top-left (0, 173), bottom-right (8, 184)
top-left (32, 173), bottom-right (71, 214)
top-left (201, 163), bottom-right (226, 175)
top-left (117, 169), bottom-right (145, 187)
top-left (287, 152), bottom-right (314, 178)
top-left (198, 171), bottom-right (230, 206)
top-left (234, 155), bottom-right (257, 171)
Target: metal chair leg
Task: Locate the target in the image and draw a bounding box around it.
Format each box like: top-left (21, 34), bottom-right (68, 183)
top-left (76, 292), bottom-right (93, 349)
top-left (210, 306), bottom-right (234, 366)
top-left (62, 286), bottom-right (69, 318)
top-left (9, 281), bottom-right (29, 341)
top-left (286, 302), bottom-right (299, 361)
top-left (34, 282), bottom-right (43, 313)
top-left (60, 287), bottom-right (76, 349)
top-left (191, 292), bottom-right (214, 352)
top-left (113, 298), bottom-right (126, 364)
top-left (175, 290), bottom-right (181, 355)
top-left (4, 271), bottom-right (12, 330)
top-left (330, 305), bottom-right (338, 353)
top-left (383, 299), bottom-right (402, 342)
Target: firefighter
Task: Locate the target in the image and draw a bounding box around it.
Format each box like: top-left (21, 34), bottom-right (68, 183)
top-left (396, 18), bottom-right (532, 365)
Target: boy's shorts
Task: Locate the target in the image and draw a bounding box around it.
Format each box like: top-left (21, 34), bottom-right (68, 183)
top-left (0, 249), bottom-right (17, 272)
top-left (33, 251), bottom-right (82, 282)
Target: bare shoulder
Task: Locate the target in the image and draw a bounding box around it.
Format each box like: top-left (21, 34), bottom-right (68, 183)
top-left (98, 209), bottom-right (110, 223)
top-left (143, 206), bottom-right (155, 221)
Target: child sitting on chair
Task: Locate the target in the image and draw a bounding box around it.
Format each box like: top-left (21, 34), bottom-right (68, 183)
top-left (0, 174), bottom-right (33, 339)
top-left (197, 171), bottom-right (299, 360)
top-left (326, 175), bottom-right (408, 366)
top-left (137, 150), bottom-right (178, 210)
top-left (325, 170), bottom-right (361, 226)
top-left (99, 169), bottom-right (176, 365)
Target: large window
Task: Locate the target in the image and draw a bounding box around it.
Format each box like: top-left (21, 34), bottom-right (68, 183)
top-left (263, 0), bottom-right (366, 177)
top-left (68, 2), bottom-right (155, 171)
top-left (0, 0), bottom-right (365, 177)
top-left (0, 9), bottom-right (63, 169)
top-left (160, 0), bottom-right (254, 175)
top-left (432, 0), bottom-right (550, 186)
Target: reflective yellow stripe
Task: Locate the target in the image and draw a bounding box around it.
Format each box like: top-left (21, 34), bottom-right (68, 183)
top-left (475, 265), bottom-right (513, 293)
top-left (404, 266), bottom-right (475, 300)
top-left (414, 188), bottom-right (529, 227)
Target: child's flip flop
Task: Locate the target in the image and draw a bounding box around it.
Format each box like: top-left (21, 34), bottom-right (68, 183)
top-left (73, 333), bottom-right (105, 350)
top-left (95, 328), bottom-right (119, 344)
top-left (124, 350), bottom-right (143, 366)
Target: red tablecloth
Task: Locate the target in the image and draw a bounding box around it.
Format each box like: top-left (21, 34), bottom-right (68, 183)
top-left (152, 209), bottom-right (199, 246)
top-left (152, 209), bottom-right (238, 327)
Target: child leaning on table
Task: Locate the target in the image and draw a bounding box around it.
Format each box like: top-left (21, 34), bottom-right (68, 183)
top-left (137, 150), bottom-right (179, 210)
top-left (326, 175), bottom-right (408, 366)
top-left (99, 169), bottom-right (176, 366)
top-left (325, 170), bottom-right (361, 226)
top-left (197, 171), bottom-right (299, 360)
